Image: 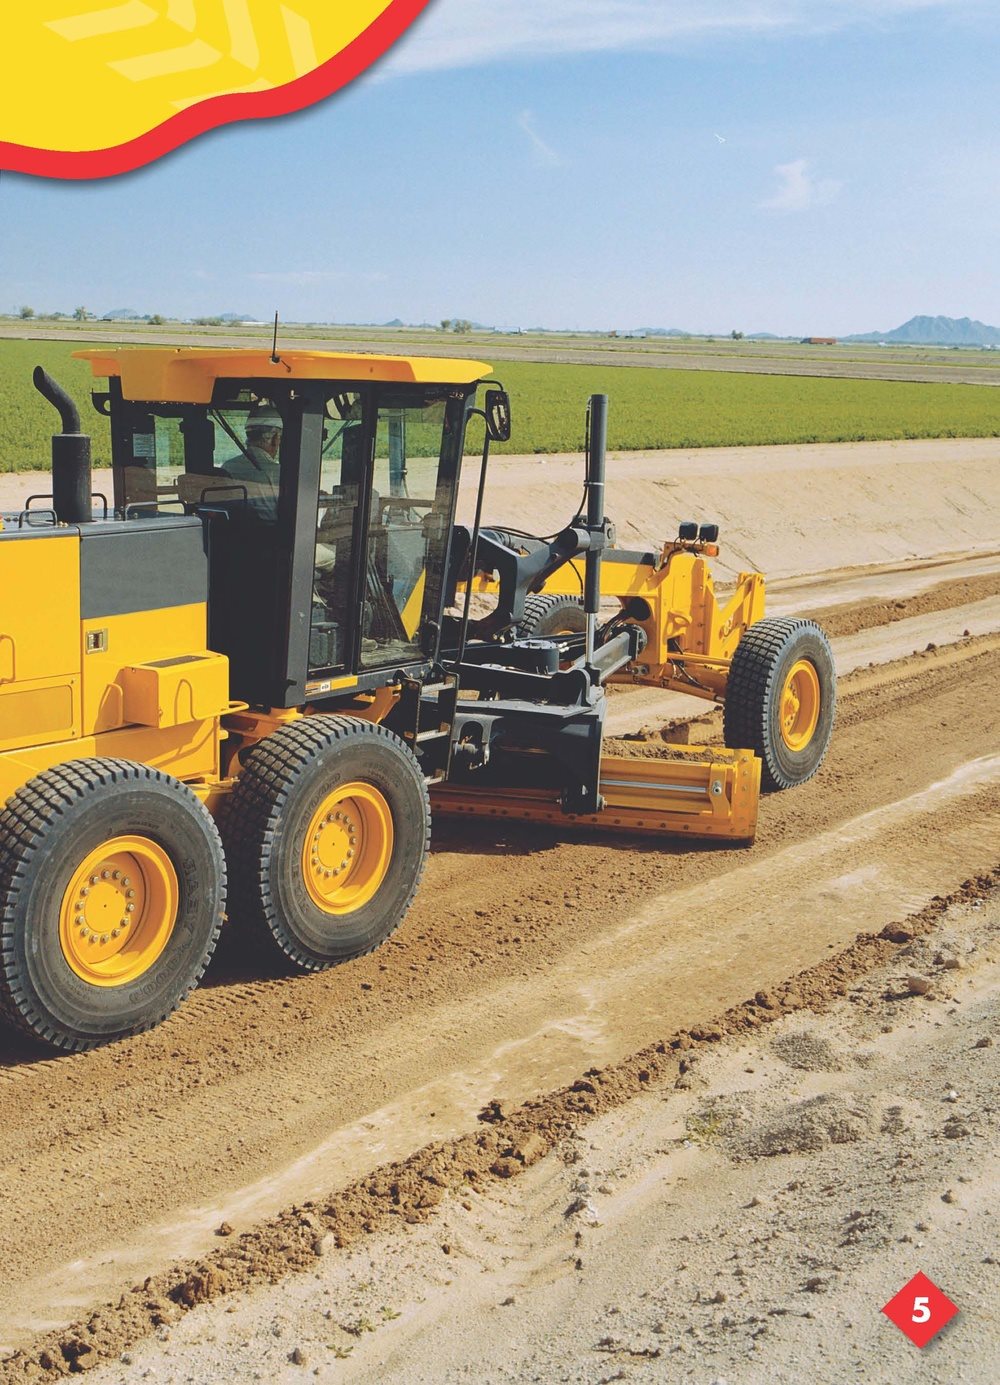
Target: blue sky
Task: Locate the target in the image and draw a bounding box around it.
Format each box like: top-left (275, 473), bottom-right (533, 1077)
top-left (1, 0), bottom-right (998, 335)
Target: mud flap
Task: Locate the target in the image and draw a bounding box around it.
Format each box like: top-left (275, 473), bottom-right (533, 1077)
top-left (431, 745), bottom-right (760, 842)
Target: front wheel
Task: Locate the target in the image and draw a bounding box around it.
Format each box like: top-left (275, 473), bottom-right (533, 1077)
top-left (723, 617), bottom-right (836, 791)
top-left (223, 716), bottom-right (430, 971)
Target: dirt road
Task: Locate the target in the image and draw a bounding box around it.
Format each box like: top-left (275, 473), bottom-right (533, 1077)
top-left (0, 439), bottom-right (998, 1376)
top-left (77, 883), bottom-right (999, 1385)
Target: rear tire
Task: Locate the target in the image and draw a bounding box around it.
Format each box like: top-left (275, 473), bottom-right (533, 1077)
top-left (223, 716), bottom-right (430, 971)
top-left (723, 617), bottom-right (836, 791)
top-left (0, 760), bottom-right (225, 1052)
top-left (519, 593), bottom-right (586, 639)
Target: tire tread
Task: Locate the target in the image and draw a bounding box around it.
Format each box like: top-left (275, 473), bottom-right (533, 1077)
top-left (223, 716), bottom-right (430, 972)
top-left (723, 617), bottom-right (835, 792)
top-left (519, 594), bottom-right (586, 638)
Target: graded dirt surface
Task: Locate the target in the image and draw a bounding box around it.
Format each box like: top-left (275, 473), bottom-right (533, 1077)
top-left (73, 883), bottom-right (1000, 1385)
top-left (0, 438), bottom-right (999, 1379)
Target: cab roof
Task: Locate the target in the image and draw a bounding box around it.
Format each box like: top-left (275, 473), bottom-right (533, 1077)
top-left (75, 347), bottom-right (493, 405)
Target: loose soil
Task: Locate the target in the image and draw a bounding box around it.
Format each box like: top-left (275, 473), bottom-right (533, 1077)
top-left (5, 875), bottom-right (998, 1382)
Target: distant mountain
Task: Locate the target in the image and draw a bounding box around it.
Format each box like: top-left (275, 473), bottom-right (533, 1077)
top-left (219, 312), bottom-right (254, 323)
top-left (846, 315), bottom-right (1000, 346)
top-left (102, 308), bottom-right (142, 321)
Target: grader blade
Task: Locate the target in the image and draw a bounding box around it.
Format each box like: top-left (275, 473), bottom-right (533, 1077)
top-left (431, 745), bottom-right (760, 842)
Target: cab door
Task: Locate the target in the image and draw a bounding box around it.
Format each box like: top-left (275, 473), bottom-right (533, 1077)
top-left (353, 391), bottom-right (464, 674)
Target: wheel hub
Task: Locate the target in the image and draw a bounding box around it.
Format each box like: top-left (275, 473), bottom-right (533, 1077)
top-left (779, 659), bottom-right (821, 751)
top-left (302, 782), bottom-right (393, 915)
top-left (59, 837), bottom-right (179, 987)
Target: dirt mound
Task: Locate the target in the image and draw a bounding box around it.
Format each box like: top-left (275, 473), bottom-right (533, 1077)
top-left (770, 1029), bottom-right (847, 1072)
top-left (738, 1092), bottom-right (878, 1158)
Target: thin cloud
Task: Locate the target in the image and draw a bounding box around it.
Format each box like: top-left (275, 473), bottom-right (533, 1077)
top-left (385, 0), bottom-right (967, 75)
top-left (517, 110), bottom-right (561, 166)
top-left (760, 158), bottom-right (842, 211)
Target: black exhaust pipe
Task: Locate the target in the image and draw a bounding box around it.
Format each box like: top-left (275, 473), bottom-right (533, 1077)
top-left (33, 367), bottom-right (93, 524)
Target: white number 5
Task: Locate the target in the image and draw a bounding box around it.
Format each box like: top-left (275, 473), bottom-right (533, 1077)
top-left (912, 1296), bottom-right (931, 1323)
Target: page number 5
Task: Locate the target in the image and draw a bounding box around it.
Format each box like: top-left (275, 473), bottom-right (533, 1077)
top-left (912, 1296), bottom-right (931, 1323)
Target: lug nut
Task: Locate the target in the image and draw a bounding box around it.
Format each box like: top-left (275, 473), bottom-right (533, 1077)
top-left (112, 929), bottom-right (121, 939)
top-left (112, 871), bottom-right (121, 881)
top-left (125, 903), bottom-right (135, 914)
top-left (102, 870), bottom-right (110, 880)
top-left (122, 877), bottom-right (131, 887)
top-left (126, 890), bottom-right (135, 900)
top-left (100, 935), bottom-right (108, 945)
top-left (90, 876), bottom-right (99, 886)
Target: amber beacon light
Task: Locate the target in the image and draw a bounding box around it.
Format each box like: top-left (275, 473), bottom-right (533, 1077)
top-left (1, 0), bottom-right (431, 179)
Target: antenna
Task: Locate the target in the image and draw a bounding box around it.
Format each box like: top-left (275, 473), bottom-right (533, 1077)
top-left (270, 310), bottom-right (281, 364)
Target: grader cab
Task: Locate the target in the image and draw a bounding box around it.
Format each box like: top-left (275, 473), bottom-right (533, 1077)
top-left (0, 348), bottom-right (835, 1052)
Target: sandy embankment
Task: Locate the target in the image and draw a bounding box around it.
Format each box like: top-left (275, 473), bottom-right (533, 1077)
top-left (2, 435), bottom-right (999, 582)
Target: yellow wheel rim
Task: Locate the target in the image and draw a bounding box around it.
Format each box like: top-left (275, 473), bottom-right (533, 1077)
top-left (779, 659), bottom-right (821, 751)
top-left (59, 837), bottom-right (179, 988)
top-left (301, 781), bottom-right (393, 916)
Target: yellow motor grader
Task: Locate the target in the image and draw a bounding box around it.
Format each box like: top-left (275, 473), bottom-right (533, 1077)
top-left (0, 349), bottom-right (835, 1051)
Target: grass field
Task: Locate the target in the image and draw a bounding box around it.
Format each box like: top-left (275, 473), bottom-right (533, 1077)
top-left (1, 338), bottom-right (998, 471)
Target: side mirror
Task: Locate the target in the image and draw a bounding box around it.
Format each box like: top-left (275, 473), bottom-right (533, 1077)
top-left (485, 389), bottom-right (512, 443)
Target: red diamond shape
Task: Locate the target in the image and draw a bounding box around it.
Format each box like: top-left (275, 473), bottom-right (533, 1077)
top-left (882, 1272), bottom-right (958, 1347)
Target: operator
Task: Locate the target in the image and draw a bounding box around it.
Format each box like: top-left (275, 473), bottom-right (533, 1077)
top-left (224, 404), bottom-right (339, 596)
top-left (223, 404), bottom-right (283, 521)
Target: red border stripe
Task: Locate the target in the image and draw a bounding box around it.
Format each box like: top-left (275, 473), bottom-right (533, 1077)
top-left (0, 0), bottom-right (431, 181)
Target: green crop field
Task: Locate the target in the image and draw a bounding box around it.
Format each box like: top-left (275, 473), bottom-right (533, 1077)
top-left (1, 338), bottom-right (998, 472)
top-left (491, 360), bottom-right (1000, 452)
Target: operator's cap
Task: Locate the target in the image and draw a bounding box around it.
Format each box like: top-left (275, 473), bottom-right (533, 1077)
top-left (245, 404), bottom-right (284, 434)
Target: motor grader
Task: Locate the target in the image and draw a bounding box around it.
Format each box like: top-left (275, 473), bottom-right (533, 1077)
top-left (0, 348), bottom-right (835, 1052)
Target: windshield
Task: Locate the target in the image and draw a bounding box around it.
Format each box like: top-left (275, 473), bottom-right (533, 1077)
top-left (312, 392), bottom-right (460, 674)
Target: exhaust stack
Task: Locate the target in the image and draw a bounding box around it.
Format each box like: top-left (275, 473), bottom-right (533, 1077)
top-left (33, 367), bottom-right (93, 524)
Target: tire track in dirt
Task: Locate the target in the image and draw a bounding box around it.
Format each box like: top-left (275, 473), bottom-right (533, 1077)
top-left (3, 866), bottom-right (997, 1383)
top-left (0, 637), bottom-right (998, 1350)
